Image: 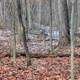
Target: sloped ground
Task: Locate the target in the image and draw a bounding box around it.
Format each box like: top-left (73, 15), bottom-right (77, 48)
top-left (0, 28), bottom-right (80, 57)
top-left (0, 28), bottom-right (58, 56)
top-left (1, 29), bottom-right (80, 80)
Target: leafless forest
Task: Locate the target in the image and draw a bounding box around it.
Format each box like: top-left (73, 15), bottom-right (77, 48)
top-left (0, 0), bottom-right (80, 80)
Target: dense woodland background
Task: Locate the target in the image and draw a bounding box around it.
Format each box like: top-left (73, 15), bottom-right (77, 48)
top-left (0, 0), bottom-right (80, 80)
top-left (0, 0), bottom-right (79, 44)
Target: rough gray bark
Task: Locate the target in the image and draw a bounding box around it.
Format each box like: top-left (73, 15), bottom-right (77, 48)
top-left (49, 0), bottom-right (53, 53)
top-left (57, 0), bottom-right (63, 47)
top-left (26, 0), bottom-right (32, 29)
top-left (38, 0), bottom-right (41, 28)
top-left (61, 0), bottom-right (70, 45)
top-left (12, 0), bottom-right (16, 63)
top-left (70, 0), bottom-right (77, 80)
top-left (9, 0), bottom-right (16, 63)
top-left (16, 0), bottom-right (31, 66)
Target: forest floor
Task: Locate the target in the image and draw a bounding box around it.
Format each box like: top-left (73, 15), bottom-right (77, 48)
top-left (0, 52), bottom-right (80, 80)
top-left (0, 29), bottom-right (80, 80)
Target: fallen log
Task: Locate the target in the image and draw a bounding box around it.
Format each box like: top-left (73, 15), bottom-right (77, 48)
top-left (16, 51), bottom-right (80, 58)
top-left (1, 49), bottom-right (80, 58)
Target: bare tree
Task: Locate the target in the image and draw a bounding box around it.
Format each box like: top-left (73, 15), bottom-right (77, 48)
top-left (57, 0), bottom-right (63, 47)
top-left (9, 0), bottom-right (16, 63)
top-left (60, 0), bottom-right (70, 45)
top-left (37, 0), bottom-right (41, 28)
top-left (70, 3), bottom-right (75, 80)
top-left (49, 0), bottom-right (53, 53)
top-left (16, 0), bottom-right (31, 66)
top-left (27, 0), bottom-right (32, 29)
top-left (70, 0), bottom-right (77, 80)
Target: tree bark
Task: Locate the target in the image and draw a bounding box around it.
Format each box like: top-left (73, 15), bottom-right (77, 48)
top-left (61, 0), bottom-right (70, 45)
top-left (49, 0), bottom-right (53, 53)
top-left (16, 0), bottom-right (31, 66)
top-left (70, 0), bottom-right (77, 80)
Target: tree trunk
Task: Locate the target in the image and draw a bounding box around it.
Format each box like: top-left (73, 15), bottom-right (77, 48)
top-left (70, 0), bottom-right (77, 80)
top-left (57, 0), bottom-right (63, 47)
top-left (38, 0), bottom-right (41, 28)
top-left (16, 0), bottom-right (31, 66)
top-left (61, 0), bottom-right (70, 45)
top-left (49, 0), bottom-right (53, 53)
top-left (9, 0), bottom-right (16, 63)
top-left (12, 5), bottom-right (16, 64)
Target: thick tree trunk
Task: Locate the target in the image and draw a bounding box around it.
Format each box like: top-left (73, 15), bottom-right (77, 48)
top-left (61, 0), bottom-right (70, 45)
